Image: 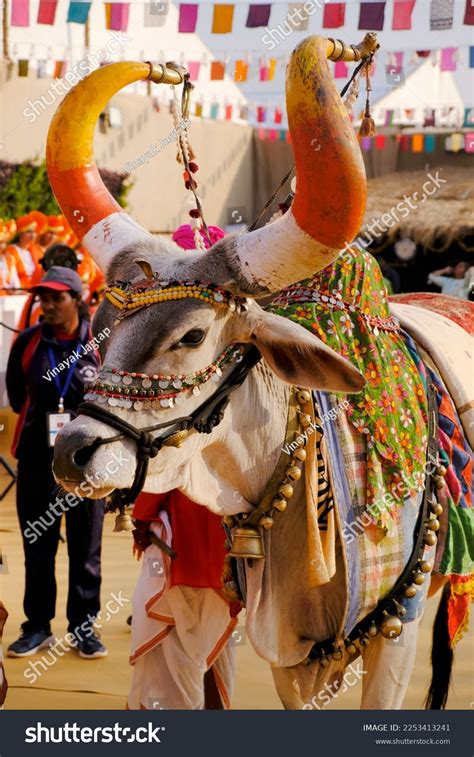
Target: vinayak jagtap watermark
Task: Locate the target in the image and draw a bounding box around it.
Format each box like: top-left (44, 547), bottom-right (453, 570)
top-left (23, 31), bottom-right (132, 124)
top-left (42, 327), bottom-right (110, 383)
top-left (120, 119), bottom-right (190, 175)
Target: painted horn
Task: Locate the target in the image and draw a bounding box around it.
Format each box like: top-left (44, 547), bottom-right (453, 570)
top-left (234, 33), bottom-right (379, 292)
top-left (46, 61), bottom-right (187, 271)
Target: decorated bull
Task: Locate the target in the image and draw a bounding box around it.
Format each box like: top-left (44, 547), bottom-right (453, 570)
top-left (47, 35), bottom-right (473, 710)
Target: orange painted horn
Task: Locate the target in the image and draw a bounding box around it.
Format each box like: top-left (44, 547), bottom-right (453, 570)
top-left (46, 61), bottom-right (186, 270)
top-left (234, 33), bottom-right (379, 292)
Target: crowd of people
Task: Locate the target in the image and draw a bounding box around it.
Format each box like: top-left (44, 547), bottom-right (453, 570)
top-left (0, 211), bottom-right (104, 305)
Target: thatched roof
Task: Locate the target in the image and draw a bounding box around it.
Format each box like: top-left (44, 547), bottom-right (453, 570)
top-left (362, 166), bottom-right (474, 249)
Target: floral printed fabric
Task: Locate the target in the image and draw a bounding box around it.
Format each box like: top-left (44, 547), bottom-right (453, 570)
top-left (269, 248), bottom-right (428, 525)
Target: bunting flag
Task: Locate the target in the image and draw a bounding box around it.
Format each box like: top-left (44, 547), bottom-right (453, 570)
top-left (359, 1), bottom-right (386, 30)
top-left (18, 59), bottom-right (29, 76)
top-left (187, 60), bottom-right (201, 80)
top-left (11, 0), bottom-right (29, 26)
top-left (361, 136), bottom-right (372, 151)
top-left (424, 134), bottom-right (436, 152)
top-left (257, 105), bottom-right (266, 123)
top-left (37, 0), bottom-right (58, 24)
top-left (440, 47), bottom-right (457, 71)
top-left (334, 60), bottom-right (348, 78)
top-left (400, 134), bottom-right (410, 151)
top-left (225, 104), bottom-right (233, 120)
top-left (412, 134), bottom-right (424, 152)
top-left (375, 134), bottom-right (385, 149)
top-left (67, 1), bottom-right (91, 23)
top-left (259, 61), bottom-right (269, 81)
top-left (464, 0), bottom-right (474, 24)
top-left (212, 4), bottom-right (234, 32)
top-left (105, 3), bottom-right (129, 31)
top-left (470, 47), bottom-right (474, 67)
top-left (210, 103), bottom-right (219, 119)
top-left (416, 50), bottom-right (431, 57)
top-left (257, 128), bottom-right (266, 140)
top-left (287, 3), bottom-right (309, 31)
top-left (246, 4), bottom-right (271, 27)
top-left (323, 1), bottom-right (345, 27)
top-left (234, 60), bottom-right (248, 82)
top-left (393, 51), bottom-right (404, 67)
top-left (239, 104), bottom-right (249, 119)
top-left (423, 108), bottom-right (436, 126)
top-left (465, 133), bottom-right (474, 152)
top-left (268, 129), bottom-right (277, 141)
top-left (463, 107), bottom-right (474, 126)
top-left (53, 60), bottom-right (67, 78)
top-left (392, 0), bottom-right (415, 29)
top-left (384, 109), bottom-right (394, 126)
top-left (144, 1), bottom-right (168, 27)
top-left (268, 58), bottom-right (277, 80)
top-left (37, 59), bottom-right (47, 78)
top-left (274, 107), bottom-right (283, 124)
top-left (195, 102), bottom-right (203, 117)
top-left (279, 129), bottom-right (286, 141)
top-left (210, 61), bottom-right (225, 80)
top-left (430, 0), bottom-right (454, 29)
top-left (179, 4), bottom-right (198, 32)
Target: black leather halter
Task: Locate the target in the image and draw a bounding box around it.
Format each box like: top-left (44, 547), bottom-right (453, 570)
top-left (77, 346), bottom-right (261, 510)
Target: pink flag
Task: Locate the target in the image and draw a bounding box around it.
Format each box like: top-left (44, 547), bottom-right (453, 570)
top-left (225, 104), bottom-right (233, 120)
top-left (394, 51), bottom-right (404, 67)
top-left (179, 4), bottom-right (198, 32)
top-left (105, 3), bottom-right (129, 31)
top-left (440, 48), bottom-right (457, 71)
top-left (11, 0), bottom-right (29, 26)
top-left (187, 61), bottom-right (201, 81)
top-left (334, 60), bottom-right (348, 78)
top-left (259, 62), bottom-right (269, 81)
top-left (464, 133), bottom-right (474, 152)
top-left (37, 0), bottom-right (58, 24)
top-left (257, 106), bottom-right (266, 123)
top-left (274, 107), bottom-right (282, 124)
top-left (392, 0), bottom-right (415, 29)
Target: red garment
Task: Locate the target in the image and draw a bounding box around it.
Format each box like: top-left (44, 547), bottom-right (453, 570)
top-left (133, 492), bottom-right (227, 590)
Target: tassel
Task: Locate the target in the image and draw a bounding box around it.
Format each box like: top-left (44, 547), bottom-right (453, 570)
top-left (358, 58), bottom-right (376, 138)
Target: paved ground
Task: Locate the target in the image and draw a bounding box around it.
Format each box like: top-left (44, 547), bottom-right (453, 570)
top-left (1, 413), bottom-right (472, 710)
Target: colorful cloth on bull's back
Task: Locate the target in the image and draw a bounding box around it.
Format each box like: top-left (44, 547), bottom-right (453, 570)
top-left (269, 248), bottom-right (428, 529)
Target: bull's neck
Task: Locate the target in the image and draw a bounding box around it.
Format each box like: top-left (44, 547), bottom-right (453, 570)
top-left (205, 362), bottom-right (291, 510)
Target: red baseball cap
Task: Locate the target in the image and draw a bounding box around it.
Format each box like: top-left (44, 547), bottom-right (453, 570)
top-left (29, 265), bottom-right (83, 295)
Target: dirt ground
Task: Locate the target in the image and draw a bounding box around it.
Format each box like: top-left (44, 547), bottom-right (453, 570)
top-left (0, 411), bottom-right (472, 711)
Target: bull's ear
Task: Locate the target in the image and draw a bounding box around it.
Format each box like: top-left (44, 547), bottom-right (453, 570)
top-left (232, 308), bottom-right (365, 393)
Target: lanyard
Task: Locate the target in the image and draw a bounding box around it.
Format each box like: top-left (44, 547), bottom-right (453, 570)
top-left (48, 345), bottom-right (78, 413)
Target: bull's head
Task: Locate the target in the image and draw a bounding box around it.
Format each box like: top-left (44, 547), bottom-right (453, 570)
top-left (49, 36), bottom-right (375, 506)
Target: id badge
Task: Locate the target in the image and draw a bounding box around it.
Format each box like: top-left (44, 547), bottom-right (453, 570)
top-left (47, 412), bottom-right (72, 447)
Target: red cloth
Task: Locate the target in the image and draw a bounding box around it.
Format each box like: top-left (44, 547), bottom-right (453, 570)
top-left (392, 0), bottom-right (415, 29)
top-left (322, 2), bottom-right (345, 28)
top-left (464, 0), bottom-right (474, 24)
top-left (133, 492), bottom-right (227, 590)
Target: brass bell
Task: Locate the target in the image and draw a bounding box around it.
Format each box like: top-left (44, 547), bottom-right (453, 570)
top-left (418, 560), bottom-right (433, 574)
top-left (431, 502), bottom-right (443, 517)
top-left (434, 476), bottom-right (446, 490)
top-left (300, 414), bottom-right (312, 428)
top-left (293, 448), bottom-right (307, 462)
top-left (162, 429), bottom-right (189, 448)
top-left (113, 512), bottom-right (134, 532)
top-left (367, 622), bottom-right (378, 638)
top-left (319, 653), bottom-right (329, 668)
top-left (413, 571), bottom-right (425, 586)
top-left (286, 466), bottom-right (301, 481)
top-left (296, 389), bottom-right (311, 405)
top-left (436, 464), bottom-right (447, 477)
top-left (332, 646), bottom-right (344, 661)
top-left (393, 600), bottom-right (407, 617)
top-left (272, 498), bottom-right (287, 512)
top-left (345, 641), bottom-right (357, 655)
top-left (426, 517), bottom-right (440, 532)
top-left (379, 614), bottom-right (403, 639)
top-left (259, 515), bottom-right (274, 530)
top-left (359, 634), bottom-right (370, 647)
top-left (228, 526), bottom-right (265, 559)
top-left (404, 584), bottom-right (417, 598)
top-left (423, 531), bottom-right (437, 547)
top-left (278, 483), bottom-right (294, 499)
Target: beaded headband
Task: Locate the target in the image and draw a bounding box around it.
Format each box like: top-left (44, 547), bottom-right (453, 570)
top-left (106, 278), bottom-right (247, 318)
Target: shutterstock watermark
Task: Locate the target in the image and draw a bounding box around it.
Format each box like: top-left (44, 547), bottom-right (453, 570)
top-left (343, 169), bottom-right (448, 257)
top-left (302, 660), bottom-right (367, 709)
top-left (23, 31), bottom-right (132, 124)
top-left (262, 0), bottom-right (321, 51)
top-left (23, 449), bottom-right (131, 544)
top-left (23, 590), bottom-right (130, 684)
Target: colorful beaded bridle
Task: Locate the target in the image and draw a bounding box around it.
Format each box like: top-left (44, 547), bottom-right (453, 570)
top-left (83, 278), bottom-right (249, 411)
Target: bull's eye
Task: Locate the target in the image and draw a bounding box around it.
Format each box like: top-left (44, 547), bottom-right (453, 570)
top-left (178, 328), bottom-right (206, 346)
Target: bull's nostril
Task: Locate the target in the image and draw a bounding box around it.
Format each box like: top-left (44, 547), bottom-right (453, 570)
top-left (73, 440), bottom-right (103, 468)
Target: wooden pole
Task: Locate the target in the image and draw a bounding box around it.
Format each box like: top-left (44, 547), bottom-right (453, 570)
top-left (2, 0), bottom-right (10, 61)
